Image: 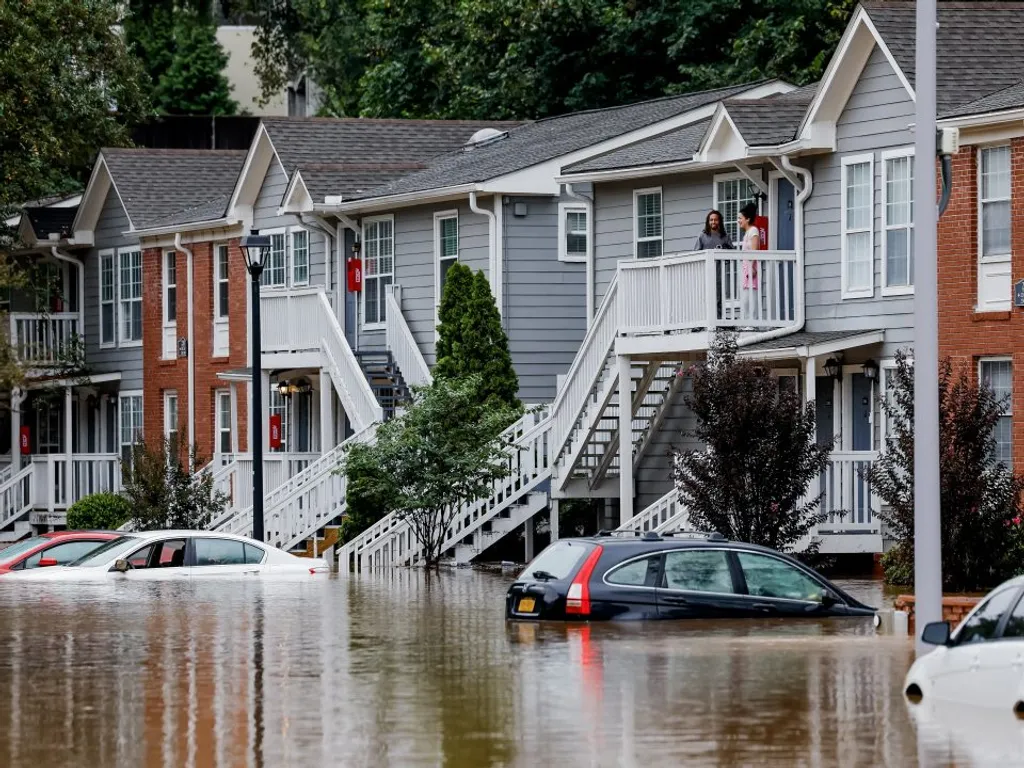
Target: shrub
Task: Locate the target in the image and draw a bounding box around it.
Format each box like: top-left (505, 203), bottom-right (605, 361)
top-left (67, 492), bottom-right (132, 530)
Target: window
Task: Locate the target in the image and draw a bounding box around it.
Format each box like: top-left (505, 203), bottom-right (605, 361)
top-left (1000, 592), bottom-right (1024, 638)
top-left (119, 393), bottom-right (143, 466)
top-left (118, 249), bottom-right (143, 343)
top-left (216, 390), bottom-right (232, 454)
top-left (956, 587), bottom-right (1018, 644)
top-left (215, 244), bottom-right (230, 320)
top-left (882, 150), bottom-right (914, 292)
top-left (662, 550), bottom-right (735, 593)
top-left (36, 402), bottom-right (61, 454)
top-left (99, 252), bottom-right (116, 347)
top-left (194, 537), bottom-right (247, 566)
top-left (634, 189), bottom-right (663, 259)
top-left (291, 229), bottom-right (309, 286)
top-left (520, 540), bottom-right (590, 582)
top-left (558, 203), bottom-right (589, 262)
top-left (269, 387), bottom-right (288, 452)
top-left (23, 540), bottom-right (106, 568)
top-left (435, 212), bottom-right (459, 313)
top-left (245, 543), bottom-right (266, 564)
top-left (841, 155), bottom-right (874, 298)
top-left (736, 552), bottom-right (823, 602)
top-left (605, 556), bottom-right (656, 586)
top-left (715, 176), bottom-right (759, 243)
top-left (164, 251), bottom-right (177, 323)
top-left (880, 360), bottom-right (904, 445)
top-left (163, 391), bottom-right (178, 448)
top-left (363, 216), bottom-right (394, 327)
top-left (262, 232), bottom-right (287, 287)
top-left (125, 539), bottom-right (187, 569)
top-left (980, 146), bottom-right (1011, 260)
top-left (980, 358), bottom-right (1013, 466)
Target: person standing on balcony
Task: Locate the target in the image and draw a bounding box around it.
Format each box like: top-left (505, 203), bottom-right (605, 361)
top-left (738, 203), bottom-right (760, 324)
top-left (694, 210), bottom-right (733, 250)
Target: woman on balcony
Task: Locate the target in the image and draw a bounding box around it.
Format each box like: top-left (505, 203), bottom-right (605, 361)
top-left (739, 203), bottom-right (760, 324)
top-left (694, 210), bottom-right (733, 250)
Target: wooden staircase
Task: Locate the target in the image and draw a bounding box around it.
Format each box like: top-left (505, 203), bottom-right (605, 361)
top-left (354, 350), bottom-right (411, 421)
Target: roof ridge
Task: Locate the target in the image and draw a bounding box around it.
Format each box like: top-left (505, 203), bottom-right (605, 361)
top-left (102, 148), bottom-right (247, 156)
top-left (261, 116), bottom-right (525, 126)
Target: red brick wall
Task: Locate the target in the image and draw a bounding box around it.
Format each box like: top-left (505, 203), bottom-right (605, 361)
top-left (938, 138), bottom-right (1024, 467)
top-left (894, 594), bottom-right (982, 634)
top-left (142, 238), bottom-right (249, 461)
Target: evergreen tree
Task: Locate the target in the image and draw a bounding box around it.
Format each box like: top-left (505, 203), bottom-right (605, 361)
top-left (434, 261), bottom-right (474, 374)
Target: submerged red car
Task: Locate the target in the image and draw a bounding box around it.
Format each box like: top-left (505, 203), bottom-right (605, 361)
top-left (0, 531), bottom-right (119, 574)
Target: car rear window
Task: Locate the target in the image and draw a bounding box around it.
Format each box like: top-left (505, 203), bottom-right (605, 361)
top-left (520, 541), bottom-right (591, 582)
top-left (0, 537), bottom-right (48, 565)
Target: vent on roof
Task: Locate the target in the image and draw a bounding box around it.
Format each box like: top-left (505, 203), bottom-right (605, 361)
top-left (464, 128), bottom-right (508, 150)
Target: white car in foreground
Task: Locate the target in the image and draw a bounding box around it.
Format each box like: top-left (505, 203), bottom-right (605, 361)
top-left (0, 530), bottom-right (329, 581)
top-left (904, 575), bottom-right (1024, 714)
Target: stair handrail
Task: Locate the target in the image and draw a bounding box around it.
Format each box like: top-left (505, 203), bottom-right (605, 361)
top-left (617, 487), bottom-right (682, 533)
top-left (318, 292), bottom-right (383, 431)
top-left (386, 285), bottom-right (432, 389)
top-left (548, 276), bottom-right (620, 463)
top-left (0, 465), bottom-right (34, 530)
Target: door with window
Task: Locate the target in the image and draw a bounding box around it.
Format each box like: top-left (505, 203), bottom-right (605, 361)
top-left (734, 551), bottom-right (827, 617)
top-left (600, 554), bottom-right (661, 618)
top-left (118, 538), bottom-right (189, 580)
top-left (656, 548), bottom-right (747, 619)
top-left (191, 537), bottom-right (265, 577)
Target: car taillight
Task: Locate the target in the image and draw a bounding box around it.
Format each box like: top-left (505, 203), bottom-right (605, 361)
top-left (565, 546), bottom-right (603, 616)
top-left (309, 566), bottom-right (328, 574)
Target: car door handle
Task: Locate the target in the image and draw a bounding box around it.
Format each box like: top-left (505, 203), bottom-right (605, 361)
top-left (660, 595), bottom-right (689, 606)
top-left (751, 603), bottom-right (776, 612)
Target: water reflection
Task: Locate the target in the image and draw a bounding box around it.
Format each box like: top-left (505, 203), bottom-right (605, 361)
top-left (0, 572), bottom-right (996, 766)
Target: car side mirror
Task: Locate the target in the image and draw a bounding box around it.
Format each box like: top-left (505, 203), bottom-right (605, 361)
top-left (113, 559), bottom-right (130, 573)
top-left (820, 589), bottom-right (841, 608)
top-left (37, 558), bottom-right (58, 568)
top-left (921, 621), bottom-right (951, 646)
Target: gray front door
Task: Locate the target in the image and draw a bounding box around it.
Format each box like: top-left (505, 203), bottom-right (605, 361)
top-left (775, 179), bottom-right (796, 250)
top-left (815, 377), bottom-right (835, 446)
top-left (851, 373), bottom-right (873, 451)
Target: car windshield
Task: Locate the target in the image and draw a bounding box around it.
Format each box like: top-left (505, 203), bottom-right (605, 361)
top-left (67, 536), bottom-right (143, 567)
top-left (0, 537), bottom-right (49, 565)
top-left (519, 541), bottom-right (591, 582)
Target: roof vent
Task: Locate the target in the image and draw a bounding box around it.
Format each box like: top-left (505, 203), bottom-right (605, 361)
top-left (464, 128), bottom-right (508, 149)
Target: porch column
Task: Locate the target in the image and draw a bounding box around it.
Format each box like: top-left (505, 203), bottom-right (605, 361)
top-left (10, 388), bottom-right (23, 473)
top-left (550, 498), bottom-right (559, 542)
top-left (805, 356), bottom-right (816, 405)
top-left (64, 386), bottom-right (72, 509)
top-left (229, 383), bottom-right (240, 453)
top-left (319, 371), bottom-right (333, 454)
top-left (524, 516), bottom-right (534, 562)
top-left (617, 354), bottom-right (634, 526)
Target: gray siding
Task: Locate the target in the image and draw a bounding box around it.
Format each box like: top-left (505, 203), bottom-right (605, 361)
top-left (635, 379), bottom-right (702, 510)
top-left (252, 158), bottom-right (328, 289)
top-left (504, 194), bottom-right (587, 403)
top-left (803, 45), bottom-right (916, 355)
top-left (83, 187), bottom-right (143, 389)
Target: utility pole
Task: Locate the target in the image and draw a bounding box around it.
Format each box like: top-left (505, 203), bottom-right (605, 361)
top-left (913, 0), bottom-right (942, 655)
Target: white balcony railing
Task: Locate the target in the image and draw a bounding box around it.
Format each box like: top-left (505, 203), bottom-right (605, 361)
top-left (213, 452), bottom-right (320, 511)
top-left (819, 451), bottom-right (880, 532)
top-left (260, 287), bottom-right (323, 353)
top-left (386, 285), bottom-right (432, 389)
top-left (32, 454), bottom-right (121, 512)
top-left (11, 312), bottom-right (81, 367)
top-left (617, 249), bottom-right (798, 335)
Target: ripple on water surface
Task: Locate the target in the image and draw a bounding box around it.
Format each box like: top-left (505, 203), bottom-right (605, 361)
top-left (0, 571), bottom-right (1007, 767)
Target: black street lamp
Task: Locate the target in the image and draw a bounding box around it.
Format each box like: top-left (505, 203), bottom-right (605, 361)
top-left (240, 228), bottom-right (272, 543)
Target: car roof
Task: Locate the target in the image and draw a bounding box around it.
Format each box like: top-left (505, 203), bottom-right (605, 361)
top-left (123, 530), bottom-right (264, 545)
top-left (41, 530), bottom-right (119, 539)
top-left (565, 532), bottom-right (781, 554)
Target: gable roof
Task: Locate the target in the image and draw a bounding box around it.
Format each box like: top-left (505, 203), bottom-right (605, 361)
top-left (101, 148), bottom-right (247, 230)
top-left (562, 119), bottom-right (711, 174)
top-left (24, 206), bottom-right (78, 240)
top-left (344, 81), bottom-right (777, 202)
top-left (723, 84), bottom-right (819, 146)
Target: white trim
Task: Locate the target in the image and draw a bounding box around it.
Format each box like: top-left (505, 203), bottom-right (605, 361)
top-left (290, 227), bottom-right (310, 286)
top-left (979, 356), bottom-right (1014, 465)
top-left (98, 249), bottom-right (116, 349)
top-left (880, 147), bottom-right (915, 296)
top-left (214, 243), bottom-right (231, 321)
top-left (280, 169), bottom-right (314, 215)
top-left (116, 246), bottom-right (143, 347)
top-left (361, 214), bottom-right (395, 331)
top-left (633, 187), bottom-right (663, 259)
top-left (163, 390), bottom-right (179, 443)
top-left (713, 171), bottom-right (764, 244)
top-left (557, 202), bottom-right (589, 263)
top-left (840, 153), bottom-right (875, 300)
top-left (162, 250), bottom-right (178, 360)
top-left (433, 210), bottom-right (459, 331)
top-left (977, 145), bottom-right (1013, 312)
top-left (215, 388), bottom-right (233, 455)
top-left (118, 390), bottom-right (144, 465)
top-left (978, 144), bottom-right (1012, 263)
top-left (227, 124), bottom-right (280, 220)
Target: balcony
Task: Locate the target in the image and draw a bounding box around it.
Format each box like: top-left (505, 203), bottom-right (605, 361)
top-left (10, 312), bottom-right (82, 368)
top-left (617, 249), bottom-right (798, 338)
top-left (260, 287), bottom-right (325, 355)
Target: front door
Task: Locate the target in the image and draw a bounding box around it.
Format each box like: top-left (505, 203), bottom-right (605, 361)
top-left (815, 377), bottom-right (835, 446)
top-left (775, 179), bottom-right (795, 250)
top-left (851, 372), bottom-right (873, 451)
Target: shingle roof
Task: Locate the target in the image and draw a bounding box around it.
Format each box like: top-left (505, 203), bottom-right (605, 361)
top-left (723, 84), bottom-right (818, 146)
top-left (942, 80), bottom-right (1024, 119)
top-left (346, 81), bottom-right (775, 201)
top-left (863, 1), bottom-right (1024, 116)
top-left (24, 206), bottom-right (77, 239)
top-left (299, 163), bottom-right (429, 201)
top-left (562, 119), bottom-right (711, 173)
top-left (739, 329), bottom-right (883, 353)
top-left (102, 149), bottom-right (247, 230)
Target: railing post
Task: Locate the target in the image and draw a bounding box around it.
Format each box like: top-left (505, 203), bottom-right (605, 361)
top-left (704, 251), bottom-right (716, 327)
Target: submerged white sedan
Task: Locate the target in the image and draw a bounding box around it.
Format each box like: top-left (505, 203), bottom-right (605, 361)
top-left (0, 530), bottom-right (329, 581)
top-left (905, 575), bottom-right (1024, 714)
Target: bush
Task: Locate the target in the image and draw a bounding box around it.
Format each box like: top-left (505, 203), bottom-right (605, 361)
top-left (67, 492), bottom-right (132, 530)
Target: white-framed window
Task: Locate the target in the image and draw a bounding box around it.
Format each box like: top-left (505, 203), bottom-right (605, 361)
top-left (881, 149), bottom-right (914, 294)
top-left (163, 390), bottom-right (179, 448)
top-left (119, 392), bottom-right (143, 466)
top-left (118, 248), bottom-right (143, 344)
top-left (262, 231), bottom-right (287, 288)
top-left (841, 154), bottom-right (875, 299)
top-left (434, 211), bottom-right (459, 320)
top-left (36, 402), bottom-right (62, 454)
top-left (362, 215), bottom-right (394, 328)
top-left (633, 188), bottom-right (663, 259)
top-left (163, 251), bottom-right (177, 324)
top-left (980, 357), bottom-right (1013, 466)
top-left (980, 146), bottom-right (1012, 261)
top-left (714, 174), bottom-right (760, 243)
top-left (558, 203), bottom-right (589, 263)
top-left (216, 389), bottom-right (233, 455)
top-left (214, 244), bottom-right (230, 320)
top-left (269, 387), bottom-right (289, 453)
top-left (99, 250), bottom-right (116, 348)
top-left (291, 229), bottom-right (309, 286)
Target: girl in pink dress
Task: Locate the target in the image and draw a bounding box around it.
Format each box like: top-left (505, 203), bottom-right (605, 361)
top-left (738, 203), bottom-right (760, 324)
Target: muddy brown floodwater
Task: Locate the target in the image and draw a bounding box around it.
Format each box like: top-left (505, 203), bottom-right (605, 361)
top-left (0, 571), bottom-right (1015, 767)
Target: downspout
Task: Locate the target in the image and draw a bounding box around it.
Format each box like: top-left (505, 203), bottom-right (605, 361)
top-left (50, 247), bottom-right (84, 328)
top-left (736, 156), bottom-right (812, 348)
top-left (173, 233), bottom-right (195, 471)
top-left (468, 192), bottom-right (499, 315)
top-left (564, 184), bottom-right (595, 325)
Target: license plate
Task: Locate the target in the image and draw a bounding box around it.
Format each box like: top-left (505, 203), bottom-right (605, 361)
top-left (518, 597), bottom-right (536, 613)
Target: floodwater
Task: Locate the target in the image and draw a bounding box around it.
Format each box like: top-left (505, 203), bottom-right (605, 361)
top-left (0, 571), bottom-right (1016, 767)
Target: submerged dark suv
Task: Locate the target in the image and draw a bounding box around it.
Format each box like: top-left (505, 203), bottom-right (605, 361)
top-left (505, 531), bottom-right (875, 621)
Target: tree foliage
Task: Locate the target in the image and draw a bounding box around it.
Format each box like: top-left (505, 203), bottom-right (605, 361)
top-left (67, 492), bottom-right (133, 530)
top-left (246, 0), bottom-right (855, 118)
top-left (339, 375), bottom-right (519, 566)
top-left (672, 332), bottom-right (833, 552)
top-left (434, 263), bottom-right (521, 411)
top-left (121, 437), bottom-right (229, 531)
top-left (865, 351), bottom-right (1024, 591)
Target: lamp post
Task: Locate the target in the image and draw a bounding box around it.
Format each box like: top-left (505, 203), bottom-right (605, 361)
top-left (240, 229), bottom-right (272, 543)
